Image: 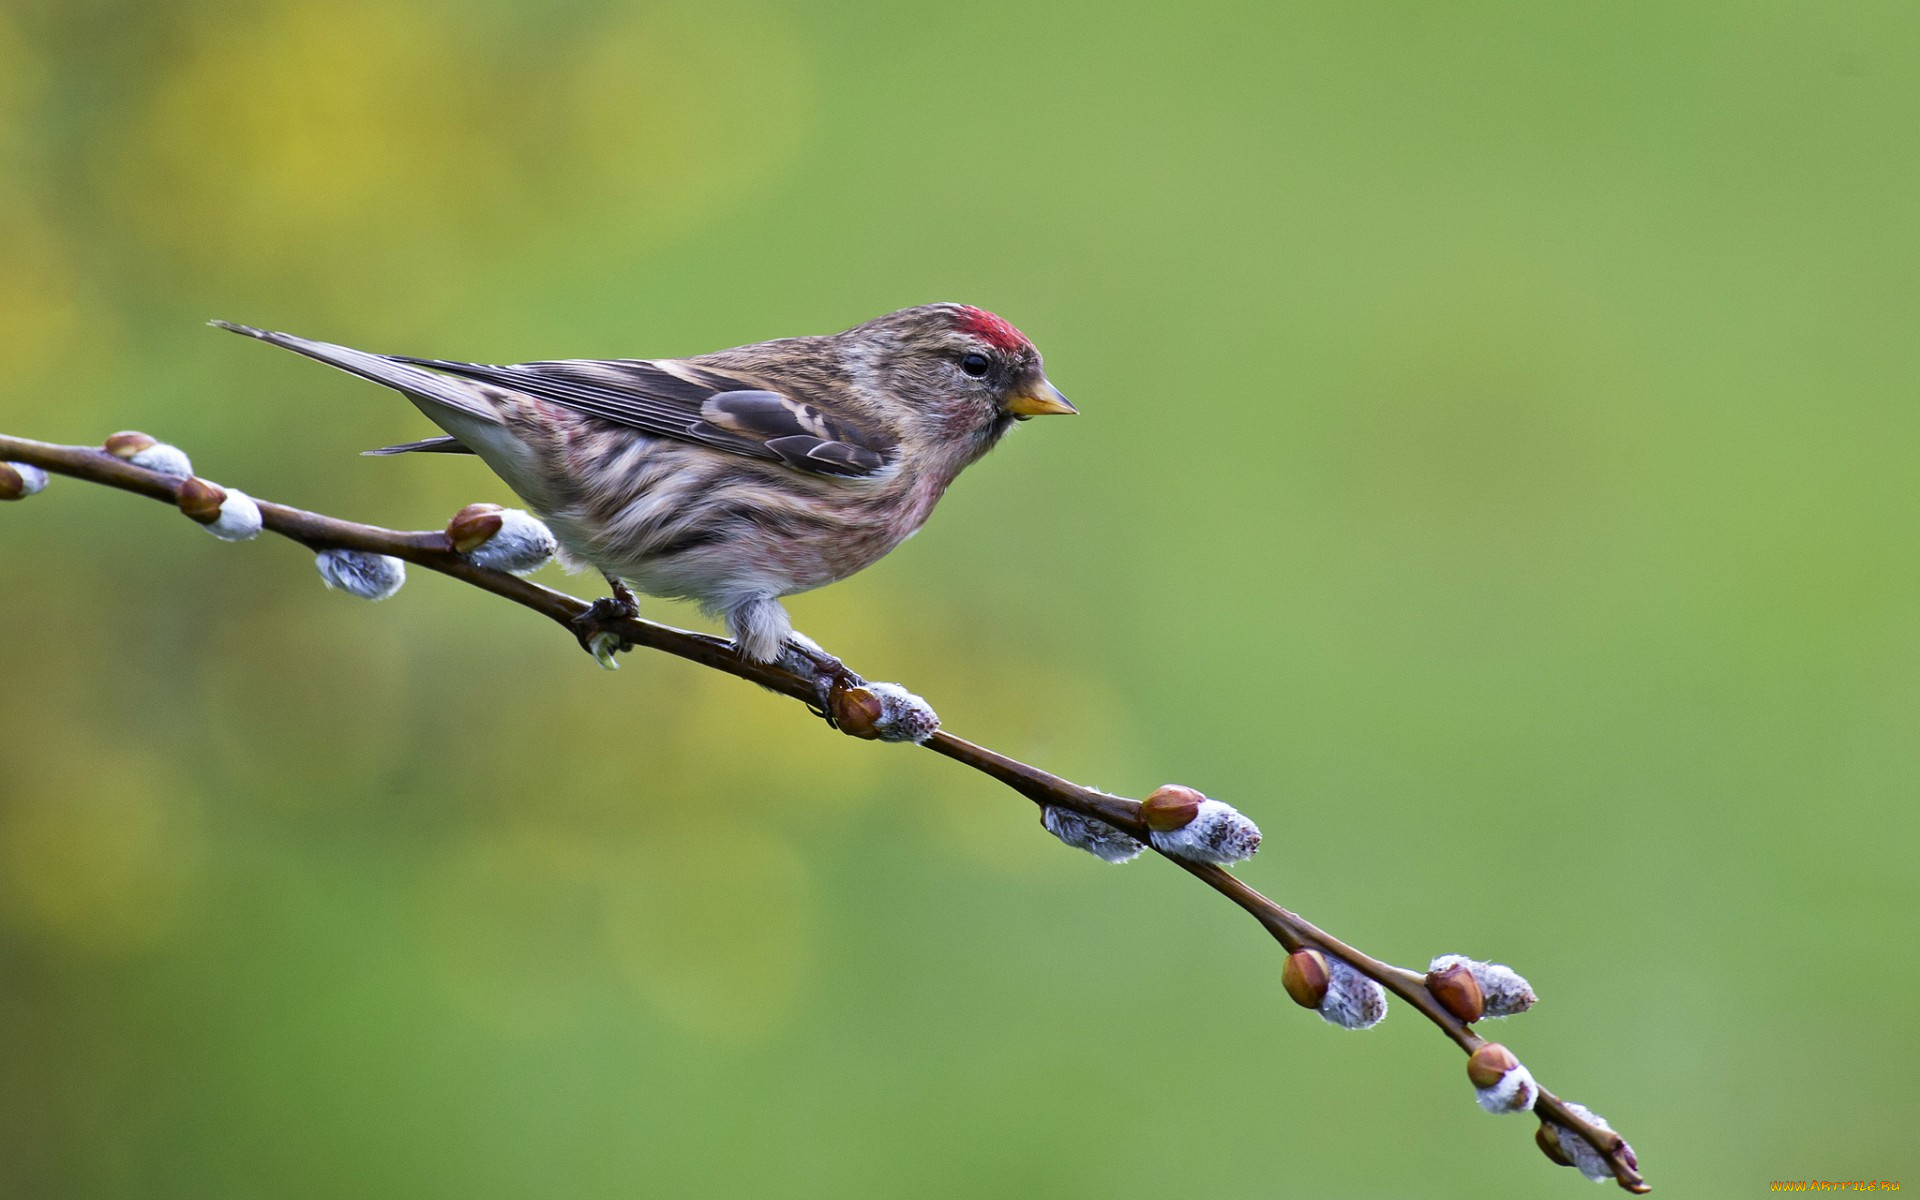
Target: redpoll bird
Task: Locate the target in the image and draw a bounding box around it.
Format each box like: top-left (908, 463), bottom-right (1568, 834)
top-left (213, 305), bottom-right (1074, 664)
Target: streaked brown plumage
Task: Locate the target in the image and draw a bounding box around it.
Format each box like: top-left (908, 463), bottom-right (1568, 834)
top-left (214, 304), bottom-right (1074, 661)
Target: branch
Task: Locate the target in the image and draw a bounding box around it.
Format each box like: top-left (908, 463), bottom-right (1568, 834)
top-left (0, 431), bottom-right (1648, 1192)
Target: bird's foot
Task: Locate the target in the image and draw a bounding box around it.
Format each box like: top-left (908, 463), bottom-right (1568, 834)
top-left (776, 632), bottom-right (861, 708)
top-left (573, 581), bottom-right (640, 670)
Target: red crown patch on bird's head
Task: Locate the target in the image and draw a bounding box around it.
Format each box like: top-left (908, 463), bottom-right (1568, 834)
top-left (954, 306), bottom-right (1032, 354)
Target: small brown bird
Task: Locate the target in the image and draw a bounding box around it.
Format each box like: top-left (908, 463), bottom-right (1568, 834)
top-left (214, 304), bottom-right (1075, 665)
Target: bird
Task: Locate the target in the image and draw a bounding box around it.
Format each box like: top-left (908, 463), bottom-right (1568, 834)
top-left (212, 304), bottom-right (1075, 668)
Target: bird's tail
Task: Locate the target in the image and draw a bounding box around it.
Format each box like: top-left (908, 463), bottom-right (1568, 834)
top-left (211, 321), bottom-right (546, 496)
top-left (361, 435), bottom-right (473, 456)
top-left (210, 321), bottom-right (500, 426)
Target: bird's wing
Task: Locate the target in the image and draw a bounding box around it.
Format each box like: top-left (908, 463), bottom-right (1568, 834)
top-left (393, 356), bottom-right (898, 479)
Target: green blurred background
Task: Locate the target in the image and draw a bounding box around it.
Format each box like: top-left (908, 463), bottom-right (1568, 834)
top-left (2, 1), bottom-right (1916, 1195)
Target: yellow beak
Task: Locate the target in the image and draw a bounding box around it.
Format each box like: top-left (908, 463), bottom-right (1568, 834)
top-left (1006, 378), bottom-right (1077, 418)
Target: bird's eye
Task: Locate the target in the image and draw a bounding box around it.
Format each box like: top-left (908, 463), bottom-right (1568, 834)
top-left (959, 352), bottom-right (991, 378)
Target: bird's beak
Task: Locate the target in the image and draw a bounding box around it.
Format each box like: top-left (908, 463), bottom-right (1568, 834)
top-left (1006, 377), bottom-right (1077, 418)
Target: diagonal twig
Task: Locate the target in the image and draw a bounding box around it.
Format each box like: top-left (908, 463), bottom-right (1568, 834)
top-left (0, 430), bottom-right (1648, 1192)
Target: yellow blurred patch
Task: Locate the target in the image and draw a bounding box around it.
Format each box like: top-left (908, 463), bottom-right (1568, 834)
top-left (111, 2), bottom-right (494, 266)
top-left (0, 203), bottom-right (82, 386)
top-left (108, 0), bottom-right (813, 286)
top-left (0, 753), bottom-right (205, 953)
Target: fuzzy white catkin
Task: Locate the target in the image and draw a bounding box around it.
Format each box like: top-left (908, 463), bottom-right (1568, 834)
top-left (1148, 798), bottom-right (1261, 865)
top-left (1318, 955), bottom-right (1388, 1029)
top-left (316, 548), bottom-right (406, 600)
top-left (1554, 1104), bottom-right (1629, 1184)
top-left (202, 489), bottom-right (262, 541)
top-left (466, 509), bottom-right (557, 575)
top-left (1475, 1063), bottom-right (1538, 1114)
top-left (130, 443), bottom-right (194, 478)
top-left (865, 682), bottom-right (939, 743)
top-left (1041, 806), bottom-right (1145, 863)
top-left (5, 462), bottom-right (48, 496)
top-left (1429, 954), bottom-right (1537, 1017)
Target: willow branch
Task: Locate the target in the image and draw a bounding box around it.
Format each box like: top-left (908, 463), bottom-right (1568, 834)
top-left (0, 431), bottom-right (1648, 1193)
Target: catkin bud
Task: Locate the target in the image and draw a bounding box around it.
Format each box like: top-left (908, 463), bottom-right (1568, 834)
top-left (1144, 788), bottom-right (1260, 865)
top-left (316, 548), bottom-right (406, 601)
top-left (1281, 948), bottom-right (1330, 1009)
top-left (1467, 1042), bottom-right (1537, 1113)
top-left (1428, 954), bottom-right (1536, 1018)
top-left (129, 441), bottom-right (194, 478)
top-left (829, 681), bottom-right (938, 743)
top-left (1549, 1103), bottom-right (1633, 1183)
top-left (1317, 954), bottom-right (1387, 1029)
top-left (1425, 960), bottom-right (1486, 1023)
top-left (1040, 806), bottom-right (1145, 863)
top-left (447, 502), bottom-right (557, 573)
top-left (175, 476), bottom-right (260, 539)
top-left (0, 462), bottom-right (48, 500)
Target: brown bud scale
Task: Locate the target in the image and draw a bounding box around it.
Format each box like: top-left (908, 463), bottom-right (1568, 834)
top-left (1535, 1121), bottom-right (1574, 1168)
top-left (105, 431), bottom-right (157, 458)
top-left (1426, 962), bottom-right (1486, 1024)
top-left (0, 463), bottom-right (23, 501)
top-left (175, 476), bottom-right (228, 524)
top-left (1141, 784), bottom-right (1204, 832)
top-left (829, 683), bottom-right (886, 740)
top-left (1466, 1041), bottom-right (1519, 1089)
top-left (447, 503), bottom-right (506, 552)
top-left (1282, 947), bottom-right (1330, 1009)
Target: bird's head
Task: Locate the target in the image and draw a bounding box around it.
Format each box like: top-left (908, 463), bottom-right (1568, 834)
top-left (840, 303), bottom-right (1074, 468)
